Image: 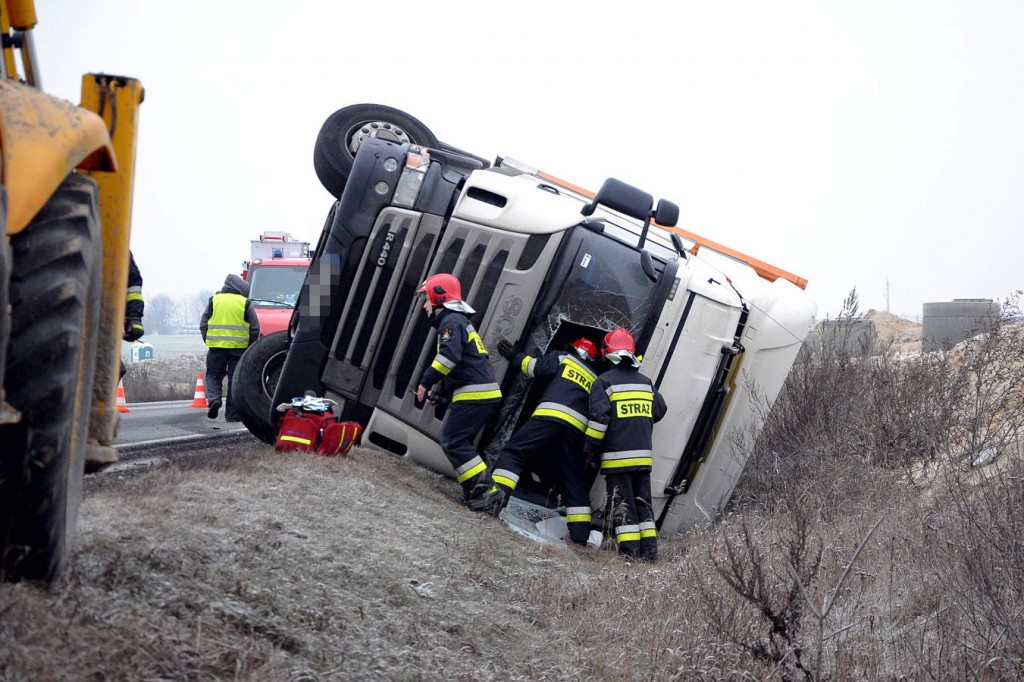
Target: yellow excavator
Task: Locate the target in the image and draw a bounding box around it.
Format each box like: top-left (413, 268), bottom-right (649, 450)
top-left (0, 0), bottom-right (143, 582)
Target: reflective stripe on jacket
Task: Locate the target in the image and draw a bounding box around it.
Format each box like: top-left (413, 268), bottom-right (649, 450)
top-left (206, 292), bottom-right (251, 349)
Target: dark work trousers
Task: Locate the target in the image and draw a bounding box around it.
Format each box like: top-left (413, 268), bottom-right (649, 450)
top-left (604, 470), bottom-right (657, 561)
top-left (205, 347), bottom-right (246, 421)
top-left (492, 419), bottom-right (596, 544)
top-left (440, 400), bottom-right (497, 500)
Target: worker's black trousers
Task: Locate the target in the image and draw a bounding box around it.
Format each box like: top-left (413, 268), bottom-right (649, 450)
top-left (491, 419), bottom-right (596, 545)
top-left (604, 470), bottom-right (657, 561)
top-left (206, 347), bottom-right (246, 421)
top-left (440, 400), bottom-right (497, 501)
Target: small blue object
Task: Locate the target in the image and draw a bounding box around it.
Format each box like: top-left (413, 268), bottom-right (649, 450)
top-left (130, 341), bottom-right (154, 362)
top-left (273, 248), bottom-right (284, 258)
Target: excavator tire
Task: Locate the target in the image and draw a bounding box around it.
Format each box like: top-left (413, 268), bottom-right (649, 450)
top-left (234, 331), bottom-right (290, 444)
top-left (0, 174), bottom-right (101, 583)
top-left (314, 104), bottom-right (438, 198)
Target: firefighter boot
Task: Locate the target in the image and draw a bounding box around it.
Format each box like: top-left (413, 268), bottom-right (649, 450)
top-left (617, 536), bottom-right (641, 559)
top-left (462, 472), bottom-right (491, 507)
top-left (468, 484), bottom-right (509, 517)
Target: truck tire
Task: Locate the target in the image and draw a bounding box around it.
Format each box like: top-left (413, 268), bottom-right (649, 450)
top-left (234, 331), bottom-right (290, 444)
top-left (313, 104), bottom-right (438, 198)
top-left (0, 174), bottom-right (101, 583)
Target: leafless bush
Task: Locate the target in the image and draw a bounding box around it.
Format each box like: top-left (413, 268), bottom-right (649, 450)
top-left (924, 455), bottom-right (1024, 678)
top-left (741, 291), bottom-right (1024, 510)
top-left (706, 512), bottom-right (823, 680)
top-left (708, 290), bottom-right (1024, 679)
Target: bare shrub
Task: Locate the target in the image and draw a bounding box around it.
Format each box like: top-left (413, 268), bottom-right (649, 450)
top-left (925, 455), bottom-right (1024, 678)
top-left (705, 512), bottom-right (823, 680)
top-left (741, 291), bottom-right (1024, 513)
top-left (713, 290), bottom-right (1024, 679)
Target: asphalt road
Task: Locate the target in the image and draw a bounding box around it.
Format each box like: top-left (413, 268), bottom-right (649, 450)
top-left (113, 400), bottom-right (251, 450)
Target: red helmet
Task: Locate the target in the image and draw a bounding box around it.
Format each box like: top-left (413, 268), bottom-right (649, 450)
top-left (602, 328), bottom-right (636, 361)
top-left (570, 337), bottom-right (598, 362)
top-left (417, 273), bottom-right (463, 306)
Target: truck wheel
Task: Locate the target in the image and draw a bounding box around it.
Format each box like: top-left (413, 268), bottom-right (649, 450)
top-left (0, 174), bottom-right (101, 583)
top-left (234, 331), bottom-right (290, 444)
top-left (313, 104), bottom-right (438, 198)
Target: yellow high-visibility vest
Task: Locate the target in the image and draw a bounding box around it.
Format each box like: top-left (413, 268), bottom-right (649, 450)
top-left (206, 293), bottom-right (250, 349)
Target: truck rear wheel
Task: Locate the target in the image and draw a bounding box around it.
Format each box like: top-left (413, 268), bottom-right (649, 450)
top-left (0, 174), bottom-right (101, 583)
top-left (234, 331), bottom-right (290, 444)
top-left (313, 104), bottom-right (438, 198)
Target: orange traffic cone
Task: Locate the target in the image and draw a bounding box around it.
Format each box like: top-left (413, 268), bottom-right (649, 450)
top-left (116, 378), bottom-right (130, 413)
top-left (190, 372), bottom-right (209, 409)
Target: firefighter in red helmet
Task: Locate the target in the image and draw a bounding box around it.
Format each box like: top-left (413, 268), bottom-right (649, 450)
top-left (470, 336), bottom-right (601, 546)
top-left (415, 273), bottom-right (501, 505)
top-left (584, 327), bottom-right (667, 561)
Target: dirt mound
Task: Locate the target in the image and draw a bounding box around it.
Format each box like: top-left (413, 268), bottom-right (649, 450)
top-left (866, 309), bottom-right (922, 352)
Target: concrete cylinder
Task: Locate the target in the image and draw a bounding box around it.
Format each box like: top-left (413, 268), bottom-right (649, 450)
top-left (922, 299), bottom-right (1000, 352)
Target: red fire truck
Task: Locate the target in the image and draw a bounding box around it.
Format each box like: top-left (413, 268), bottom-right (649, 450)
top-left (242, 231), bottom-right (312, 336)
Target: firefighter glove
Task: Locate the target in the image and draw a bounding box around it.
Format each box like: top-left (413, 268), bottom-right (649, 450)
top-left (123, 318), bottom-right (144, 342)
top-left (427, 390), bottom-right (449, 406)
top-left (497, 338), bottom-right (516, 360)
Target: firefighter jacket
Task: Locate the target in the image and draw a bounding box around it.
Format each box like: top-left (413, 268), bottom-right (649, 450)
top-left (584, 363), bottom-right (667, 472)
top-left (200, 274), bottom-right (261, 349)
top-left (419, 308), bottom-right (501, 403)
top-left (512, 350), bottom-right (597, 433)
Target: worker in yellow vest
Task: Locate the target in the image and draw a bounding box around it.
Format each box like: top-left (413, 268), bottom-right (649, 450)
top-left (199, 274), bottom-right (261, 421)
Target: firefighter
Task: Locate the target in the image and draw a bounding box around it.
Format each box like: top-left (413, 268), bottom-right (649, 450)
top-left (585, 328), bottom-right (666, 561)
top-left (114, 251), bottom-right (146, 382)
top-left (123, 251), bottom-right (145, 342)
top-left (415, 273), bottom-right (501, 504)
top-left (200, 274), bottom-right (261, 422)
top-left (470, 337), bottom-right (600, 545)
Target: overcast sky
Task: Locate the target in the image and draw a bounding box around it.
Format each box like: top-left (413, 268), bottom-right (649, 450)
top-left (37, 0), bottom-right (1024, 319)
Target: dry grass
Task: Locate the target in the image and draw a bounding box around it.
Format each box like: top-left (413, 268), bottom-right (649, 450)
top-left (1, 442), bottom-right (681, 681)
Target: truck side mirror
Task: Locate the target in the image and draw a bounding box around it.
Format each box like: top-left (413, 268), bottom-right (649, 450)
top-left (653, 199), bottom-right (679, 227)
top-left (581, 178), bottom-right (654, 221)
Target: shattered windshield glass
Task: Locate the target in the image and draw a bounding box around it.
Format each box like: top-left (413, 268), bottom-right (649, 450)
top-left (528, 231), bottom-right (663, 352)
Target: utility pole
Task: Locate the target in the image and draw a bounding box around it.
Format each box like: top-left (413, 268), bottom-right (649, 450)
top-left (885, 279), bottom-right (890, 314)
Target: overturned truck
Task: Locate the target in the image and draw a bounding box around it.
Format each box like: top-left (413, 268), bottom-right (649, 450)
top-left (235, 105), bottom-right (816, 536)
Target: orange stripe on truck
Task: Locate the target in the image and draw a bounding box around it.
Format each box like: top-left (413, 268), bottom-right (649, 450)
top-left (536, 170), bottom-right (808, 290)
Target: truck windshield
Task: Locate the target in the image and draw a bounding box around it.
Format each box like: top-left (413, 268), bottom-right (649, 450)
top-left (530, 230), bottom-right (666, 349)
top-left (248, 265), bottom-right (307, 308)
